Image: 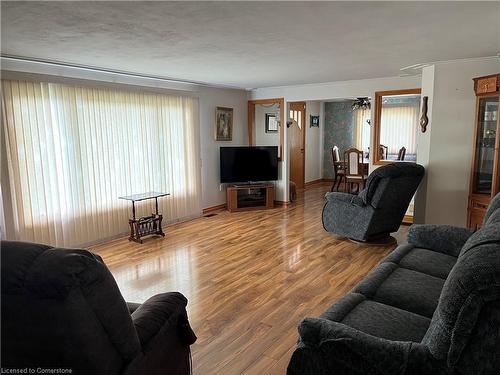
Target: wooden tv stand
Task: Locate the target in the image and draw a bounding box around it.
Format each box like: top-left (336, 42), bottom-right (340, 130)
top-left (226, 184), bottom-right (274, 212)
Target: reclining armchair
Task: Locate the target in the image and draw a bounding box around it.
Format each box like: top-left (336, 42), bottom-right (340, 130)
top-left (322, 162), bottom-right (424, 243)
top-left (1, 240), bottom-right (196, 375)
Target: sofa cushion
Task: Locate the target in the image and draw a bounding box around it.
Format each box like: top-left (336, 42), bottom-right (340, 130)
top-left (320, 292), bottom-right (366, 322)
top-left (407, 225), bottom-right (474, 257)
top-left (340, 299), bottom-right (430, 342)
top-left (372, 268), bottom-right (445, 318)
top-left (399, 248), bottom-right (457, 279)
top-left (353, 262), bottom-right (399, 297)
top-left (350, 261), bottom-right (445, 318)
top-left (382, 243), bottom-right (414, 263)
top-left (383, 245), bottom-right (457, 279)
top-left (319, 292), bottom-right (430, 343)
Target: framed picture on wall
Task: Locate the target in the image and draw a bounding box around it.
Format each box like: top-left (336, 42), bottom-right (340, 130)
top-left (215, 107), bottom-right (233, 141)
top-left (265, 113), bottom-right (278, 133)
top-left (310, 115), bottom-right (320, 127)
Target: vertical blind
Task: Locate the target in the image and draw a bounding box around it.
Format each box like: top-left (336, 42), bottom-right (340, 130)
top-left (2, 80), bottom-right (201, 247)
top-left (379, 104), bottom-right (419, 155)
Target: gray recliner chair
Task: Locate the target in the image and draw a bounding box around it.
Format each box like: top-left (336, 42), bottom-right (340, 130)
top-left (1, 241), bottom-right (197, 375)
top-left (322, 162), bottom-right (424, 242)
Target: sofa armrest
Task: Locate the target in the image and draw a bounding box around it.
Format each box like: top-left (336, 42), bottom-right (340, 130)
top-left (407, 224), bottom-right (474, 257)
top-left (131, 292), bottom-right (196, 348)
top-left (325, 192), bottom-right (364, 206)
top-left (288, 318), bottom-right (411, 375)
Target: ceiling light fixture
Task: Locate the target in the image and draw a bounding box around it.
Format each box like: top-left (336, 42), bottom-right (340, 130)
top-left (351, 97), bottom-right (371, 111)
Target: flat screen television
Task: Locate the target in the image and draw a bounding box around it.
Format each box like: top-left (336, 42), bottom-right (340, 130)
top-left (220, 146), bottom-right (278, 183)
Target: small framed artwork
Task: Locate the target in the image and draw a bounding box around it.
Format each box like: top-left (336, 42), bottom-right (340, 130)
top-left (310, 115), bottom-right (320, 127)
top-left (265, 113), bottom-right (278, 133)
top-left (215, 107), bottom-right (233, 141)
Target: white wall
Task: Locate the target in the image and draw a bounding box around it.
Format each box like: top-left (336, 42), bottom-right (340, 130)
top-left (305, 101), bottom-right (321, 182)
top-left (254, 103), bottom-right (280, 146)
top-left (418, 58), bottom-right (500, 226)
top-left (414, 65), bottom-right (435, 224)
top-left (250, 75), bottom-right (422, 201)
top-left (198, 87), bottom-right (249, 209)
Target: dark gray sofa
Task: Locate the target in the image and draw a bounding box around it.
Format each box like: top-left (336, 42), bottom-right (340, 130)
top-left (1, 241), bottom-right (197, 375)
top-left (323, 162), bottom-right (424, 242)
top-left (288, 193), bottom-right (500, 375)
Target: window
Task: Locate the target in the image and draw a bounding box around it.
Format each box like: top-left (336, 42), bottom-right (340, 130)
top-left (373, 89), bottom-right (421, 164)
top-left (355, 108), bottom-right (371, 153)
top-left (2, 80), bottom-right (201, 246)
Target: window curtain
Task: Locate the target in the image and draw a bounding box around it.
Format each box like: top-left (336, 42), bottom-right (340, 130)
top-left (379, 104), bottom-right (419, 155)
top-left (355, 108), bottom-right (371, 152)
top-left (1, 80), bottom-right (201, 247)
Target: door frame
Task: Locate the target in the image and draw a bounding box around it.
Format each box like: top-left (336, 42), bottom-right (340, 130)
top-left (289, 101), bottom-right (307, 189)
top-left (372, 88), bottom-right (421, 165)
top-left (248, 98), bottom-right (285, 161)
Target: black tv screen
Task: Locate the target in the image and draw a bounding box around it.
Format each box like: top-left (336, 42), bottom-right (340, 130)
top-left (220, 146), bottom-right (278, 183)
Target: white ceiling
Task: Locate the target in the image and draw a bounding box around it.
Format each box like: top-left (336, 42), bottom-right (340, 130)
top-left (1, 1), bottom-right (499, 89)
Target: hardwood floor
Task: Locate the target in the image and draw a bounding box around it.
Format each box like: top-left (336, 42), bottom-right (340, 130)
top-left (92, 183), bottom-right (406, 374)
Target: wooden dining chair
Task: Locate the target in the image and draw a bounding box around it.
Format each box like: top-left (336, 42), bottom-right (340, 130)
top-left (379, 144), bottom-right (388, 160)
top-left (344, 148), bottom-right (368, 194)
top-left (397, 147), bottom-right (406, 161)
top-left (331, 146), bottom-right (346, 191)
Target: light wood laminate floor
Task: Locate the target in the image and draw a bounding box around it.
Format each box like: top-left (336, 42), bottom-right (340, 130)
top-left (92, 183), bottom-right (406, 375)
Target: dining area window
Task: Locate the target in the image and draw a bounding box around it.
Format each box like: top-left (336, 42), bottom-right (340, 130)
top-left (373, 89), bottom-right (421, 164)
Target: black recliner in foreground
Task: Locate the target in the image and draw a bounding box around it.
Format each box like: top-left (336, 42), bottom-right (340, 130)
top-left (1, 241), bottom-right (196, 375)
top-left (322, 162), bottom-right (424, 242)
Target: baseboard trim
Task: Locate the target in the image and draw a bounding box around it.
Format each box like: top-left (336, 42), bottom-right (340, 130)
top-left (274, 200), bottom-right (291, 208)
top-left (202, 203), bottom-right (226, 214)
top-left (304, 179), bottom-right (324, 187)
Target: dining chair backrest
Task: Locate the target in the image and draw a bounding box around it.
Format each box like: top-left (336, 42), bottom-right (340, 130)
top-left (344, 148), bottom-right (363, 176)
top-left (332, 146), bottom-right (341, 163)
top-left (379, 144), bottom-right (388, 160)
top-left (397, 147), bottom-right (406, 161)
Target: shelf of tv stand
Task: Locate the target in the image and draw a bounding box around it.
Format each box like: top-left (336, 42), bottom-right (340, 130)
top-left (226, 184), bottom-right (274, 212)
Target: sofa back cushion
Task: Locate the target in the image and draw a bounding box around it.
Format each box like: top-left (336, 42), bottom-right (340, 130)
top-left (483, 192), bottom-right (500, 226)
top-left (1, 241), bottom-right (141, 374)
top-left (359, 162), bottom-right (424, 209)
top-left (460, 207), bottom-right (500, 257)
top-left (421, 219), bottom-right (500, 369)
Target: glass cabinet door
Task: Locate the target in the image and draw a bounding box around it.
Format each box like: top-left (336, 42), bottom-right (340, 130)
top-left (473, 96), bottom-right (498, 195)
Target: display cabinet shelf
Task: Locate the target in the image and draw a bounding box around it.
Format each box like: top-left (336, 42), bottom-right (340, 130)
top-left (467, 74), bottom-right (500, 229)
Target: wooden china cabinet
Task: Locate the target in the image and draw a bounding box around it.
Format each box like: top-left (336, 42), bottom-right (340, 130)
top-left (467, 74), bottom-right (500, 229)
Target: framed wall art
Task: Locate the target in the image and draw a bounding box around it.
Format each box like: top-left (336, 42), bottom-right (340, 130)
top-left (215, 107), bottom-right (233, 141)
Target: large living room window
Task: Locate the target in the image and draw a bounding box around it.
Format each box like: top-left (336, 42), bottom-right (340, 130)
top-left (2, 80), bottom-right (201, 246)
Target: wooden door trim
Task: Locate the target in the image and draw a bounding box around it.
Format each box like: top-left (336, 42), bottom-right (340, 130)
top-left (372, 88), bottom-right (421, 165)
top-left (289, 101), bottom-right (306, 189)
top-left (247, 98), bottom-right (285, 161)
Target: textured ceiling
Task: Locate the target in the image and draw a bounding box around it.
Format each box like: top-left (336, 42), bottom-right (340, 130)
top-left (1, 1), bottom-right (499, 89)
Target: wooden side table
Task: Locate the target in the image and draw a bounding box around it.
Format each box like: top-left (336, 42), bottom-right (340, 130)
top-left (119, 192), bottom-right (170, 243)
